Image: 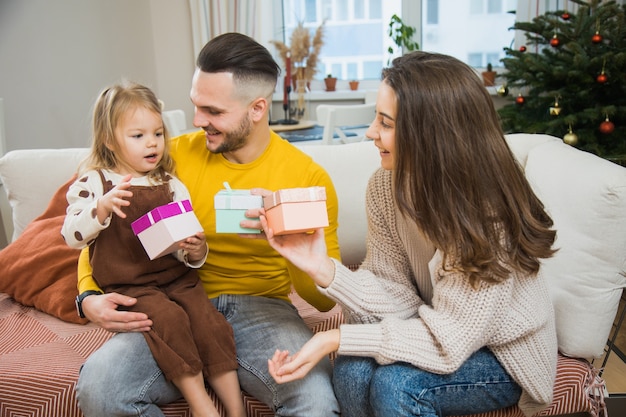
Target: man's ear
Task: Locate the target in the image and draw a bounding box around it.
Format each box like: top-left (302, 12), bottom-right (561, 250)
top-left (249, 97), bottom-right (268, 122)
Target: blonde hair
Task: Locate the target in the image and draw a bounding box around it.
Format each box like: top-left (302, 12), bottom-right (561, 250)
top-left (82, 80), bottom-right (175, 181)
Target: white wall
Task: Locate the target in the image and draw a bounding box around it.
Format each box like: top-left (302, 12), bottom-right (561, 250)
top-left (0, 0), bottom-right (195, 152)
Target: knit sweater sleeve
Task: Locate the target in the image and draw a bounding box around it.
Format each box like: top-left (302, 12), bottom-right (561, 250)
top-left (321, 169), bottom-right (426, 322)
top-left (337, 251), bottom-right (532, 374)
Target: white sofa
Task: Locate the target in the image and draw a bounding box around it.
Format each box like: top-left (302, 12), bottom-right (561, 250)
top-left (0, 134), bottom-right (625, 417)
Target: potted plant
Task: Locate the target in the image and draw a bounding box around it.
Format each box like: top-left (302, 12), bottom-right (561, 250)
top-left (482, 63), bottom-right (497, 86)
top-left (349, 80), bottom-right (359, 91)
top-left (270, 21), bottom-right (325, 87)
top-left (324, 74), bottom-right (337, 91)
top-left (387, 14), bottom-right (419, 63)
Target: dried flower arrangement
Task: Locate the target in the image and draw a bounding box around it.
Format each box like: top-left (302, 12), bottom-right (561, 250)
top-left (270, 21), bottom-right (325, 83)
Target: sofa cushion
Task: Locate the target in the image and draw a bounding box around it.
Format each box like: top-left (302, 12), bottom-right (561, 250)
top-left (0, 175), bottom-right (85, 324)
top-left (504, 133), bottom-right (560, 167)
top-left (523, 139), bottom-right (626, 359)
top-left (297, 141), bottom-right (380, 265)
top-left (0, 148), bottom-right (89, 242)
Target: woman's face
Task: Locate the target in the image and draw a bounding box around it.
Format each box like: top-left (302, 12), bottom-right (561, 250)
top-left (366, 81), bottom-right (397, 170)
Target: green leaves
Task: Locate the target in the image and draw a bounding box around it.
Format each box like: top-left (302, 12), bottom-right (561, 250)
top-left (387, 14), bottom-right (420, 55)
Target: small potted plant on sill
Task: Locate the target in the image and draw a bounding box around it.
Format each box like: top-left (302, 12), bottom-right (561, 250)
top-left (324, 74), bottom-right (337, 92)
top-left (482, 63), bottom-right (497, 86)
top-left (349, 80), bottom-right (359, 91)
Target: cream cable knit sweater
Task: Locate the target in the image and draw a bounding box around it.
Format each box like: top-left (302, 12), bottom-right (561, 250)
top-left (321, 168), bottom-right (557, 417)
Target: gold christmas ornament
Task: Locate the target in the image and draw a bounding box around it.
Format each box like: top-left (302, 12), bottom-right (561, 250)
top-left (563, 126), bottom-right (578, 146)
top-left (549, 97), bottom-right (561, 116)
top-left (497, 84), bottom-right (509, 97)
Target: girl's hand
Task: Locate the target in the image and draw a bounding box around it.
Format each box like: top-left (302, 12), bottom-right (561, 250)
top-left (268, 329), bottom-right (341, 384)
top-left (97, 174), bottom-right (133, 222)
top-left (181, 232), bottom-right (207, 262)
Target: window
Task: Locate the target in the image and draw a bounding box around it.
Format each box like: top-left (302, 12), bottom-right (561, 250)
top-left (281, 0), bottom-right (401, 81)
top-left (278, 0), bottom-right (517, 80)
top-left (422, 0), bottom-right (516, 69)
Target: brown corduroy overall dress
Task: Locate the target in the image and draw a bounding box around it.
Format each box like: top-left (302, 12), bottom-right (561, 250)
top-left (89, 171), bottom-right (237, 381)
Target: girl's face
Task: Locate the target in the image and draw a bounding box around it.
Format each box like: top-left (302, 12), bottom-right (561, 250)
top-left (113, 106), bottom-right (165, 177)
top-left (365, 81), bottom-right (397, 170)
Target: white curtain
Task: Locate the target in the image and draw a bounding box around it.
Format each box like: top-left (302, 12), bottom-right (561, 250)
top-left (188, 0), bottom-right (278, 59)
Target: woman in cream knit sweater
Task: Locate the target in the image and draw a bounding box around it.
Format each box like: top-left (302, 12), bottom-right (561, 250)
top-left (262, 51), bottom-right (558, 417)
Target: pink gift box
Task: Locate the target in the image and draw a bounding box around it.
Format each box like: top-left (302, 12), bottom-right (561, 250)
top-left (263, 187), bottom-right (329, 235)
top-left (131, 199), bottom-right (203, 260)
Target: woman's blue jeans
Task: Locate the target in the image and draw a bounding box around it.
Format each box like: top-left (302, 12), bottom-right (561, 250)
top-left (333, 347), bottom-right (522, 417)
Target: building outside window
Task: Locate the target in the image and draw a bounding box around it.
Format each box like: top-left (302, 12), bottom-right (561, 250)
top-left (278, 0), bottom-right (517, 80)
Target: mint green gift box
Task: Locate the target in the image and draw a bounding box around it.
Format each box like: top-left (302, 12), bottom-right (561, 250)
top-left (214, 188), bottom-right (263, 233)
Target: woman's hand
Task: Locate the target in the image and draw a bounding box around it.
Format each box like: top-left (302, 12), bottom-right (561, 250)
top-left (260, 215), bottom-right (335, 288)
top-left (268, 329), bottom-right (341, 384)
top-left (81, 292), bottom-right (152, 333)
top-left (239, 188), bottom-right (336, 287)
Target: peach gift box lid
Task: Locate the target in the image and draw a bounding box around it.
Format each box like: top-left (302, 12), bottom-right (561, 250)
top-left (263, 186), bottom-right (327, 209)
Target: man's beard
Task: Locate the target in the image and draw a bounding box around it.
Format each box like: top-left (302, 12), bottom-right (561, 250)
top-left (210, 114), bottom-right (252, 154)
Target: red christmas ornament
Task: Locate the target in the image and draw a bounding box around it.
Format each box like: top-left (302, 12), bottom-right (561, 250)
top-left (550, 34), bottom-right (560, 47)
top-left (519, 45), bottom-right (527, 52)
top-left (561, 12), bottom-right (571, 20)
top-left (592, 32), bottom-right (603, 44)
top-left (515, 94), bottom-right (525, 105)
top-left (599, 117), bottom-right (615, 134)
top-left (596, 73), bottom-right (608, 84)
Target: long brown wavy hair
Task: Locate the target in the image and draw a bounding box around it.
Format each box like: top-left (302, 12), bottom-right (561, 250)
top-left (82, 80), bottom-right (175, 182)
top-left (383, 52), bottom-right (556, 286)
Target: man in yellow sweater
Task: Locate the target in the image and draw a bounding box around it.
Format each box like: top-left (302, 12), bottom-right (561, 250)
top-left (74, 33), bottom-right (341, 417)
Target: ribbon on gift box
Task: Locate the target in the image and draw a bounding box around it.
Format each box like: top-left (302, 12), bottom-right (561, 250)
top-left (263, 186), bottom-right (326, 210)
top-left (131, 200), bottom-right (193, 235)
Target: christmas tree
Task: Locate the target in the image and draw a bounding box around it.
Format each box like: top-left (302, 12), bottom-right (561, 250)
top-left (497, 0), bottom-right (626, 162)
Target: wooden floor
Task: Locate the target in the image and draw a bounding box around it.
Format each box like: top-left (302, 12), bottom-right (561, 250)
top-left (596, 351), bottom-right (626, 393)
top-left (594, 294), bottom-right (626, 394)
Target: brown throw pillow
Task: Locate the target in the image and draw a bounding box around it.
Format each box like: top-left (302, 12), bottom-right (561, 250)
top-left (0, 174), bottom-right (86, 324)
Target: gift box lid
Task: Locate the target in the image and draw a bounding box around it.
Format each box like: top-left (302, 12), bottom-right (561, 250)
top-left (214, 189), bottom-right (263, 210)
top-left (131, 199), bottom-right (194, 235)
top-left (263, 186), bottom-right (327, 210)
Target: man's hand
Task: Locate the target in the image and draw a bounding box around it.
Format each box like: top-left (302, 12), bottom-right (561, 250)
top-left (82, 292), bottom-right (152, 333)
top-left (239, 188), bottom-right (273, 238)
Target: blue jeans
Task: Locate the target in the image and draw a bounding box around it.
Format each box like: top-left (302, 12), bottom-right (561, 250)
top-left (333, 347), bottom-right (522, 417)
top-left (76, 294), bottom-right (339, 417)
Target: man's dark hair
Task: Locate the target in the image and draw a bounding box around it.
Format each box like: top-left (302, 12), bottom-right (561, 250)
top-left (197, 32), bottom-right (280, 86)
